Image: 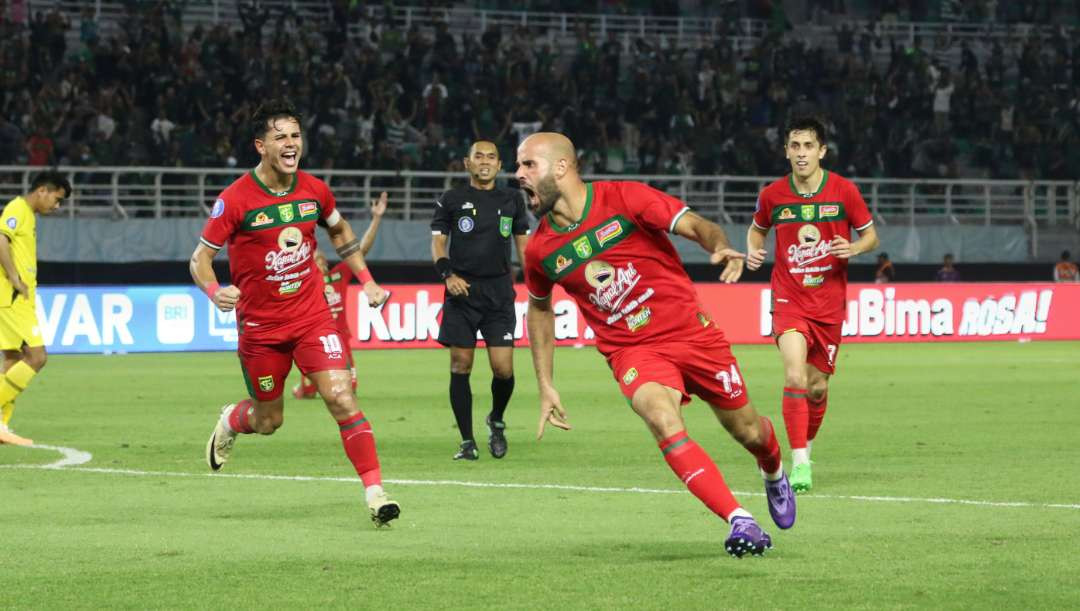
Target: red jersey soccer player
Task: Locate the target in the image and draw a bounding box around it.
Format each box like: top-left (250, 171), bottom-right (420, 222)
top-left (190, 100), bottom-right (400, 527)
top-left (519, 133), bottom-right (796, 558)
top-left (292, 191), bottom-right (387, 399)
top-left (746, 116), bottom-right (879, 494)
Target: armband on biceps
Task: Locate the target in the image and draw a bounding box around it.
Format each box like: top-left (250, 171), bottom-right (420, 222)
top-left (336, 238), bottom-right (362, 259)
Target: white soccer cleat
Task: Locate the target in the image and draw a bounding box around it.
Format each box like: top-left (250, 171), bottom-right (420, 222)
top-left (206, 404), bottom-right (238, 471)
top-left (367, 490), bottom-right (401, 528)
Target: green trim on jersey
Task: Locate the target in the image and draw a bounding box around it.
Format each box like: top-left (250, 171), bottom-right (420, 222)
top-left (540, 214), bottom-right (637, 281)
top-left (770, 201), bottom-right (847, 224)
top-left (240, 199), bottom-right (321, 231)
top-left (547, 183), bottom-right (594, 233)
top-left (788, 168), bottom-right (829, 199)
top-left (250, 169), bottom-right (298, 197)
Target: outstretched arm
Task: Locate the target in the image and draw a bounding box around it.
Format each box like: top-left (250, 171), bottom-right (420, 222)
top-left (672, 210), bottom-right (746, 283)
top-left (526, 294), bottom-right (570, 439)
top-left (359, 191), bottom-right (387, 256)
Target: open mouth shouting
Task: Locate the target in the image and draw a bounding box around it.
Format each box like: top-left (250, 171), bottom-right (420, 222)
top-left (280, 149), bottom-right (299, 170)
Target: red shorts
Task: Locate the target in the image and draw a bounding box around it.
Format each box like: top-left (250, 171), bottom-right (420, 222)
top-left (238, 318), bottom-right (350, 401)
top-left (772, 313), bottom-right (842, 375)
top-left (605, 326), bottom-right (750, 410)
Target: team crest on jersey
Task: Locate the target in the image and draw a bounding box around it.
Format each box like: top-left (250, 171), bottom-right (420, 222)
top-left (211, 198), bottom-right (225, 218)
top-left (251, 212), bottom-right (273, 227)
top-left (258, 376), bottom-right (274, 392)
top-left (278, 204), bottom-right (294, 223)
top-left (458, 216), bottom-right (475, 232)
top-left (584, 260), bottom-right (615, 289)
top-left (778, 208), bottom-right (795, 220)
top-left (622, 367), bottom-right (638, 385)
top-left (299, 202), bottom-right (318, 217)
top-left (594, 220), bottom-right (623, 247)
top-left (820, 205), bottom-right (839, 217)
top-left (554, 254), bottom-right (573, 273)
top-left (572, 236), bottom-right (593, 259)
top-left (277, 226), bottom-right (303, 252)
top-left (499, 216), bottom-right (512, 238)
top-left (800, 204), bottom-right (816, 221)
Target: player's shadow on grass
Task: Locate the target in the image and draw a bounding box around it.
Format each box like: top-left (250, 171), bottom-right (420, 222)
top-left (565, 541), bottom-right (719, 563)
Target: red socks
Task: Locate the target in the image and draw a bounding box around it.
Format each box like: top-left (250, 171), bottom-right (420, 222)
top-left (807, 394), bottom-right (828, 442)
top-left (227, 399), bottom-right (255, 434)
top-left (660, 432), bottom-right (740, 521)
top-left (751, 416), bottom-right (782, 475)
top-left (782, 387), bottom-right (809, 450)
top-left (338, 411), bottom-right (382, 487)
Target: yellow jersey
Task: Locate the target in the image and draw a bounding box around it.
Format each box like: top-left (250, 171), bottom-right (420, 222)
top-left (0, 196), bottom-right (38, 307)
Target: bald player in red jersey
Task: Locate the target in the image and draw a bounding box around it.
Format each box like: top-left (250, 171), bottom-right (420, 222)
top-left (746, 116), bottom-right (879, 494)
top-left (190, 99), bottom-right (400, 528)
top-left (519, 132), bottom-right (796, 559)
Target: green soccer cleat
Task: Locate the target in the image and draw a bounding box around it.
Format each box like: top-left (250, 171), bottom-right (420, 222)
top-left (790, 462), bottom-right (813, 493)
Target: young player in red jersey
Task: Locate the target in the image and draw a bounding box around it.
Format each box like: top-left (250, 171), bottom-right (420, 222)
top-left (518, 133), bottom-right (795, 558)
top-left (189, 100), bottom-right (400, 527)
top-left (292, 191), bottom-right (388, 399)
top-left (745, 117), bottom-right (879, 493)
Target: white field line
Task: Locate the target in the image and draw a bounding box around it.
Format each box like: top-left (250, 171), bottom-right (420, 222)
top-left (4, 445), bottom-right (1079, 511)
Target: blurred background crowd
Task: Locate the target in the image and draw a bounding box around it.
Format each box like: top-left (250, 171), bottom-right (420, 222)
top-left (1, 0), bottom-right (1078, 180)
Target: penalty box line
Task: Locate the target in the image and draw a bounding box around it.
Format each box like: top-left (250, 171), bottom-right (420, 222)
top-left (4, 445), bottom-right (1080, 512)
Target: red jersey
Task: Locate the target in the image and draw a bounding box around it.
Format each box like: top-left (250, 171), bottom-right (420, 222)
top-left (525, 181), bottom-right (718, 357)
top-left (324, 261), bottom-right (352, 320)
top-left (753, 170), bottom-right (873, 324)
top-left (200, 170), bottom-right (336, 337)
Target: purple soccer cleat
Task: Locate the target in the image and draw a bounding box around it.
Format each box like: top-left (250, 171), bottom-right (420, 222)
top-left (725, 516), bottom-right (772, 558)
top-left (764, 472), bottom-right (797, 530)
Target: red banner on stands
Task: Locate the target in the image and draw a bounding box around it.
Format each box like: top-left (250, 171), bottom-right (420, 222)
top-left (345, 283), bottom-right (1080, 349)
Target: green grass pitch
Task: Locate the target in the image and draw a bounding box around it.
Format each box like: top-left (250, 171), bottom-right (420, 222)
top-left (1, 341), bottom-right (1078, 608)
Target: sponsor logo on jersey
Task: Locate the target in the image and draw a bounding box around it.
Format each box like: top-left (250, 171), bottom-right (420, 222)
top-left (778, 208), bottom-right (795, 220)
top-left (278, 204), bottom-right (294, 223)
top-left (622, 367), bottom-right (638, 385)
top-left (554, 254), bottom-right (573, 273)
top-left (800, 204), bottom-right (816, 221)
top-left (251, 212), bottom-right (273, 227)
top-left (572, 236), bottom-right (593, 259)
top-left (211, 198), bottom-right (225, 218)
top-left (458, 216), bottom-right (475, 232)
top-left (499, 216), bottom-right (512, 238)
top-left (626, 306), bottom-right (652, 332)
top-left (299, 202), bottom-right (318, 217)
top-left (788, 224), bottom-right (831, 269)
top-left (279, 280), bottom-right (302, 294)
top-left (462, 202), bottom-right (474, 210)
top-left (803, 274), bottom-right (824, 287)
top-left (5, 217), bottom-right (15, 230)
top-left (594, 220), bottom-right (623, 247)
top-left (258, 375), bottom-right (275, 392)
top-left (820, 204), bottom-right (839, 217)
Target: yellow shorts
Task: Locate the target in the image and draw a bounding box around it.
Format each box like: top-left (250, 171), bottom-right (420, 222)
top-left (0, 297), bottom-right (44, 350)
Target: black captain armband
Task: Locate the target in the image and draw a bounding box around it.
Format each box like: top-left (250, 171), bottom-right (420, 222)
top-left (435, 257), bottom-right (452, 280)
top-left (336, 239), bottom-right (363, 259)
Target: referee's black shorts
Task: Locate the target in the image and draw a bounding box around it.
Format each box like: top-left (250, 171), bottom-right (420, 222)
top-left (437, 274), bottom-right (517, 348)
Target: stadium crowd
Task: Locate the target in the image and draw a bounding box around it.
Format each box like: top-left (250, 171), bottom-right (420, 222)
top-left (0, 1), bottom-right (1078, 181)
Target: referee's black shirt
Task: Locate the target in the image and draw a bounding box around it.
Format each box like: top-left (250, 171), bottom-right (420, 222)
top-left (431, 184), bottom-right (530, 279)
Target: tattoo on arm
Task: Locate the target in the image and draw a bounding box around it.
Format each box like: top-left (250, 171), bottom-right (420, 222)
top-left (336, 238), bottom-right (362, 259)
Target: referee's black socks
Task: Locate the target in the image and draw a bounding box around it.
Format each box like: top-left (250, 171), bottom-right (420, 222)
top-left (490, 375), bottom-right (514, 423)
top-left (450, 372), bottom-right (474, 442)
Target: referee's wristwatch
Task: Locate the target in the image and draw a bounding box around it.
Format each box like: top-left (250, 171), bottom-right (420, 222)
top-left (435, 257), bottom-right (453, 280)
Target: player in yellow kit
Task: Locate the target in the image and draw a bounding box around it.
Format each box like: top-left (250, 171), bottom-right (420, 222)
top-left (0, 171), bottom-right (70, 445)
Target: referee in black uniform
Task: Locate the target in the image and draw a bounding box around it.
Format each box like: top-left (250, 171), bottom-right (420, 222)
top-left (431, 140), bottom-right (530, 461)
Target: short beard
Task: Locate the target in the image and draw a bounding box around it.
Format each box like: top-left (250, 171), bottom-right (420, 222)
top-left (533, 173), bottom-right (560, 217)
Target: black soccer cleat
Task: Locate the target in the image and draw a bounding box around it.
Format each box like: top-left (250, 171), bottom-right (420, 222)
top-left (486, 415), bottom-right (508, 459)
top-left (453, 439), bottom-right (479, 461)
